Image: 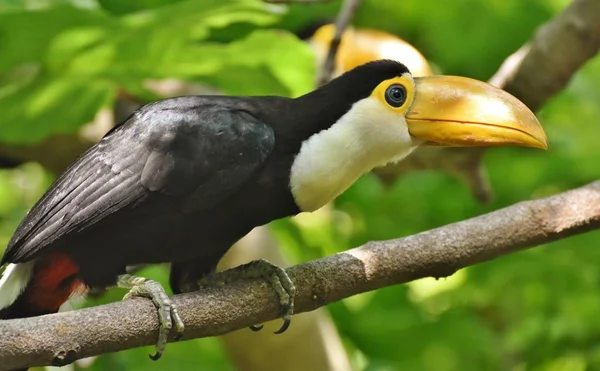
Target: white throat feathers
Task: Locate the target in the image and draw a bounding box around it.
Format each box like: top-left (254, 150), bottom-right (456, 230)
top-left (289, 97), bottom-right (418, 212)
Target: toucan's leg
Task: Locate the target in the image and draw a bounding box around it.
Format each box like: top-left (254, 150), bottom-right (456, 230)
top-left (199, 258), bottom-right (295, 334)
top-left (117, 274), bottom-right (185, 360)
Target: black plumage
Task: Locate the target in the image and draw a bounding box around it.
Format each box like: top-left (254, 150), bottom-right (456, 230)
top-left (2, 60), bottom-right (410, 294)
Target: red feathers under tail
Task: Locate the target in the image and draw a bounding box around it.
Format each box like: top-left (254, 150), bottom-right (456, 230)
top-left (0, 252), bottom-right (86, 320)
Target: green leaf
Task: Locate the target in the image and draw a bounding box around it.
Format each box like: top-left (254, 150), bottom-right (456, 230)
top-left (97, 0), bottom-right (185, 16)
top-left (0, 6), bottom-right (115, 72)
top-left (0, 74), bottom-right (114, 143)
top-left (194, 30), bottom-right (315, 97)
top-left (0, 1), bottom-right (292, 143)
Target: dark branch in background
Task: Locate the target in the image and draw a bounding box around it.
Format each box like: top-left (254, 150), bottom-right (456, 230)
top-left (1, 181), bottom-right (600, 370)
top-left (2, 0), bottom-right (600, 369)
top-left (316, 0), bottom-right (363, 85)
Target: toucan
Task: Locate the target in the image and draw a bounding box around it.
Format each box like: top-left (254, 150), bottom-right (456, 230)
top-left (0, 60), bottom-right (547, 364)
top-left (302, 22), bottom-right (433, 79)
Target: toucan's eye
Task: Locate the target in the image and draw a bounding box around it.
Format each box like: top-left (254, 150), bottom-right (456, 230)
top-left (385, 84), bottom-right (407, 107)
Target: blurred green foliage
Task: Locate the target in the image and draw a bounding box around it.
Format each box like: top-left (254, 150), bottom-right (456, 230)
top-left (0, 0), bottom-right (598, 370)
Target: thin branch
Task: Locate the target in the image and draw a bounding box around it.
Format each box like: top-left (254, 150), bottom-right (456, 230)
top-left (1, 181), bottom-right (600, 370)
top-left (489, 0), bottom-right (600, 111)
top-left (316, 0), bottom-right (363, 85)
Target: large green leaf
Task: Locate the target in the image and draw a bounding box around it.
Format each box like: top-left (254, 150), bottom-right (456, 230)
top-left (0, 0), bottom-right (309, 143)
top-left (188, 30), bottom-right (316, 97)
top-left (0, 6), bottom-right (115, 72)
top-left (97, 0), bottom-right (185, 16)
top-left (0, 74), bottom-right (114, 143)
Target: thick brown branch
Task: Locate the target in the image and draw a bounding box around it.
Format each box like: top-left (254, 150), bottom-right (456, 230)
top-left (1, 181), bottom-right (600, 370)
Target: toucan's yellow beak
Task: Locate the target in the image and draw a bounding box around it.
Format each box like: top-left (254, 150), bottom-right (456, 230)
top-left (406, 76), bottom-right (548, 149)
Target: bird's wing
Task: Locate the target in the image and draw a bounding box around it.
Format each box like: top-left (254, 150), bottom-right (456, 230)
top-left (3, 99), bottom-right (275, 263)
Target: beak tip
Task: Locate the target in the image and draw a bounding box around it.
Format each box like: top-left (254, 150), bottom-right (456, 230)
top-left (527, 127), bottom-right (548, 150)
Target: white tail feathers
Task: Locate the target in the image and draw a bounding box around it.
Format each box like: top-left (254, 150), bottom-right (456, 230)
top-left (0, 262), bottom-right (34, 310)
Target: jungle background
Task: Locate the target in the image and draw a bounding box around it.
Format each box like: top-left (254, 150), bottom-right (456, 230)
top-left (0, 0), bottom-right (599, 370)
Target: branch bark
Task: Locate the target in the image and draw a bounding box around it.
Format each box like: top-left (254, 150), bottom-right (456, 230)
top-left (489, 0), bottom-right (600, 111)
top-left (1, 181), bottom-right (600, 370)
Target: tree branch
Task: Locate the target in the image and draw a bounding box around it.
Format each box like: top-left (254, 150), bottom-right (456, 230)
top-left (2, 181), bottom-right (600, 370)
top-left (316, 0), bottom-right (363, 85)
top-left (489, 0), bottom-right (600, 111)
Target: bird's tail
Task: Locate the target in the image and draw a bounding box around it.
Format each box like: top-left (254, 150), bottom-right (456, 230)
top-left (0, 262), bottom-right (37, 371)
top-left (0, 262), bottom-right (36, 319)
top-left (0, 252), bottom-right (86, 319)
top-left (0, 253), bottom-right (86, 371)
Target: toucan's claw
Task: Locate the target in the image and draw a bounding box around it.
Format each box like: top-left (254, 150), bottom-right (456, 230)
top-left (198, 258), bottom-right (295, 334)
top-left (118, 274), bottom-right (185, 360)
top-left (274, 315), bottom-right (291, 334)
top-left (250, 315), bottom-right (289, 334)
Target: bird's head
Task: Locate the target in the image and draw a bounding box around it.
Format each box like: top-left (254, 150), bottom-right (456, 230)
top-left (307, 23), bottom-right (433, 78)
top-left (290, 60), bottom-right (547, 211)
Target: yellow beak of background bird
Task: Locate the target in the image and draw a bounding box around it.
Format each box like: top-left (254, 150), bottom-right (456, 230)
top-left (407, 75), bottom-right (548, 149)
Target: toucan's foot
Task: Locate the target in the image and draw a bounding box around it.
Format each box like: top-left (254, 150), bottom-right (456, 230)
top-left (117, 274), bottom-right (185, 360)
top-left (198, 258), bottom-right (295, 334)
